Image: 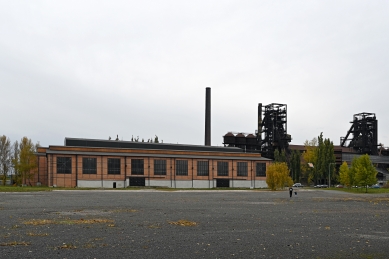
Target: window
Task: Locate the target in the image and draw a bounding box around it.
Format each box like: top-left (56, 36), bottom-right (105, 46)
top-left (57, 157), bottom-right (71, 174)
top-left (83, 157), bottom-right (97, 174)
top-left (197, 161), bottom-right (209, 176)
top-left (154, 160), bottom-right (166, 175)
top-left (176, 160), bottom-right (188, 176)
top-left (217, 161), bottom-right (228, 176)
top-left (256, 163), bottom-right (266, 176)
top-left (237, 162), bottom-right (248, 176)
top-left (108, 158), bottom-right (120, 175)
top-left (131, 159), bottom-right (144, 175)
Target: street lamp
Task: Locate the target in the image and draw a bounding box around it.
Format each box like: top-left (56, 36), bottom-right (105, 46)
top-left (328, 163), bottom-right (336, 187)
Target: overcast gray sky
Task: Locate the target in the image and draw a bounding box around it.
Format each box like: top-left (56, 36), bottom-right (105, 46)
top-left (1, 1), bottom-right (388, 148)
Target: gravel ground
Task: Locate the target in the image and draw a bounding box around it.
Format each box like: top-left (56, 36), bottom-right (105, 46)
top-left (0, 189), bottom-right (388, 259)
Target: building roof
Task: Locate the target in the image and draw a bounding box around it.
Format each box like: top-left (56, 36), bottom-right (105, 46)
top-left (65, 138), bottom-right (246, 153)
top-left (342, 153), bottom-right (389, 164)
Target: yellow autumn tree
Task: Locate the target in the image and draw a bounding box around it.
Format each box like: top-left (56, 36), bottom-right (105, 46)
top-left (338, 161), bottom-right (351, 187)
top-left (13, 137), bottom-right (37, 185)
top-left (301, 138), bottom-right (317, 183)
top-left (266, 162), bottom-right (293, 191)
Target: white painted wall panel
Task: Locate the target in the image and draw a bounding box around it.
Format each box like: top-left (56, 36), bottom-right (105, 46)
top-left (78, 180), bottom-right (125, 188)
top-left (254, 180), bottom-right (268, 188)
top-left (148, 180), bottom-right (172, 188)
top-left (192, 180), bottom-right (211, 188)
top-left (174, 180), bottom-right (193, 188)
top-left (232, 180), bottom-right (252, 188)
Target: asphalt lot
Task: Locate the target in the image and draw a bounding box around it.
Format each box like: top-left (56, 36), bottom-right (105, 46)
top-left (1, 189), bottom-right (389, 259)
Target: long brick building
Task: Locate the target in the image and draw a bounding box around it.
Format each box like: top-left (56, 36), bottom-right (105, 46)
top-left (35, 138), bottom-right (271, 188)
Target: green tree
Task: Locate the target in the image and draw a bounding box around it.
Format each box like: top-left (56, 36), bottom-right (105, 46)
top-left (301, 134), bottom-right (335, 185)
top-left (266, 162), bottom-right (293, 191)
top-left (13, 137), bottom-right (37, 186)
top-left (313, 133), bottom-right (335, 185)
top-left (274, 149), bottom-right (287, 163)
top-left (0, 135), bottom-right (12, 185)
top-left (11, 140), bottom-right (19, 185)
top-left (354, 154), bottom-right (377, 193)
top-left (338, 161), bottom-right (351, 187)
top-left (290, 150), bottom-right (301, 182)
top-left (323, 138), bottom-right (336, 185)
top-left (314, 133), bottom-right (325, 183)
top-left (347, 157), bottom-right (359, 188)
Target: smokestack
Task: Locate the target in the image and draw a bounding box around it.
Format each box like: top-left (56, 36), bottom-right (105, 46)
top-left (258, 103), bottom-right (262, 143)
top-left (205, 87), bottom-right (211, 146)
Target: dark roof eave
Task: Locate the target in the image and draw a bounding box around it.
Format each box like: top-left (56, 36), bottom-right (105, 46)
top-left (64, 137), bottom-right (247, 153)
top-left (45, 149), bottom-right (271, 161)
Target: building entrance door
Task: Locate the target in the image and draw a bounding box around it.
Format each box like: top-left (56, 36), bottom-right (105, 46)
top-left (216, 179), bottom-right (229, 187)
top-left (129, 177), bottom-right (145, 186)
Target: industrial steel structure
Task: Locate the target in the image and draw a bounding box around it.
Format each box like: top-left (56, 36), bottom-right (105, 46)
top-left (258, 103), bottom-right (291, 159)
top-left (340, 112), bottom-right (378, 155)
top-left (223, 103), bottom-right (291, 159)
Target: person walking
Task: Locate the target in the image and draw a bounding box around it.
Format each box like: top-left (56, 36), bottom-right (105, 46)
top-left (289, 187), bottom-right (293, 198)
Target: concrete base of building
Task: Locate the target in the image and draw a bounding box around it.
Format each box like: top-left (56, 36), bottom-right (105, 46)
top-left (253, 180), bottom-right (267, 188)
top-left (76, 179), bottom-right (268, 189)
top-left (193, 180), bottom-right (213, 188)
top-left (78, 180), bottom-right (126, 188)
top-left (147, 180), bottom-right (172, 188)
top-left (231, 180), bottom-right (252, 188)
top-left (173, 180), bottom-right (193, 188)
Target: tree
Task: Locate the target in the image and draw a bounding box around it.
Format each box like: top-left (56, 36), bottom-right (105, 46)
top-left (312, 133), bottom-right (335, 185)
top-left (11, 140), bottom-right (19, 185)
top-left (347, 157), bottom-right (359, 188)
top-left (302, 138), bottom-right (317, 183)
top-left (323, 138), bottom-right (336, 185)
top-left (338, 161), bottom-right (351, 187)
top-left (314, 133), bottom-right (325, 183)
top-left (290, 150), bottom-right (301, 182)
top-left (354, 154), bottom-right (377, 193)
top-left (274, 149), bottom-right (287, 163)
top-left (0, 135), bottom-right (12, 185)
top-left (266, 162), bottom-right (293, 191)
top-left (13, 137), bottom-right (37, 186)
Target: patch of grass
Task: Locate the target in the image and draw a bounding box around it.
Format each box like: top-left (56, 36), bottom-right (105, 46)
top-left (26, 232), bottom-right (49, 236)
top-left (328, 187), bottom-right (389, 194)
top-left (23, 218), bottom-right (114, 225)
top-left (0, 186), bottom-right (52, 192)
top-left (168, 219), bottom-right (197, 227)
top-left (0, 186), bottom-right (103, 192)
top-left (82, 243), bottom-right (96, 248)
top-left (58, 243), bottom-right (77, 249)
top-left (0, 241), bottom-right (30, 246)
top-left (148, 223), bottom-right (162, 229)
top-left (314, 197), bottom-right (389, 204)
top-left (0, 185), bottom-right (271, 192)
top-left (112, 208), bottom-right (137, 213)
top-left (125, 186), bottom-right (269, 191)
